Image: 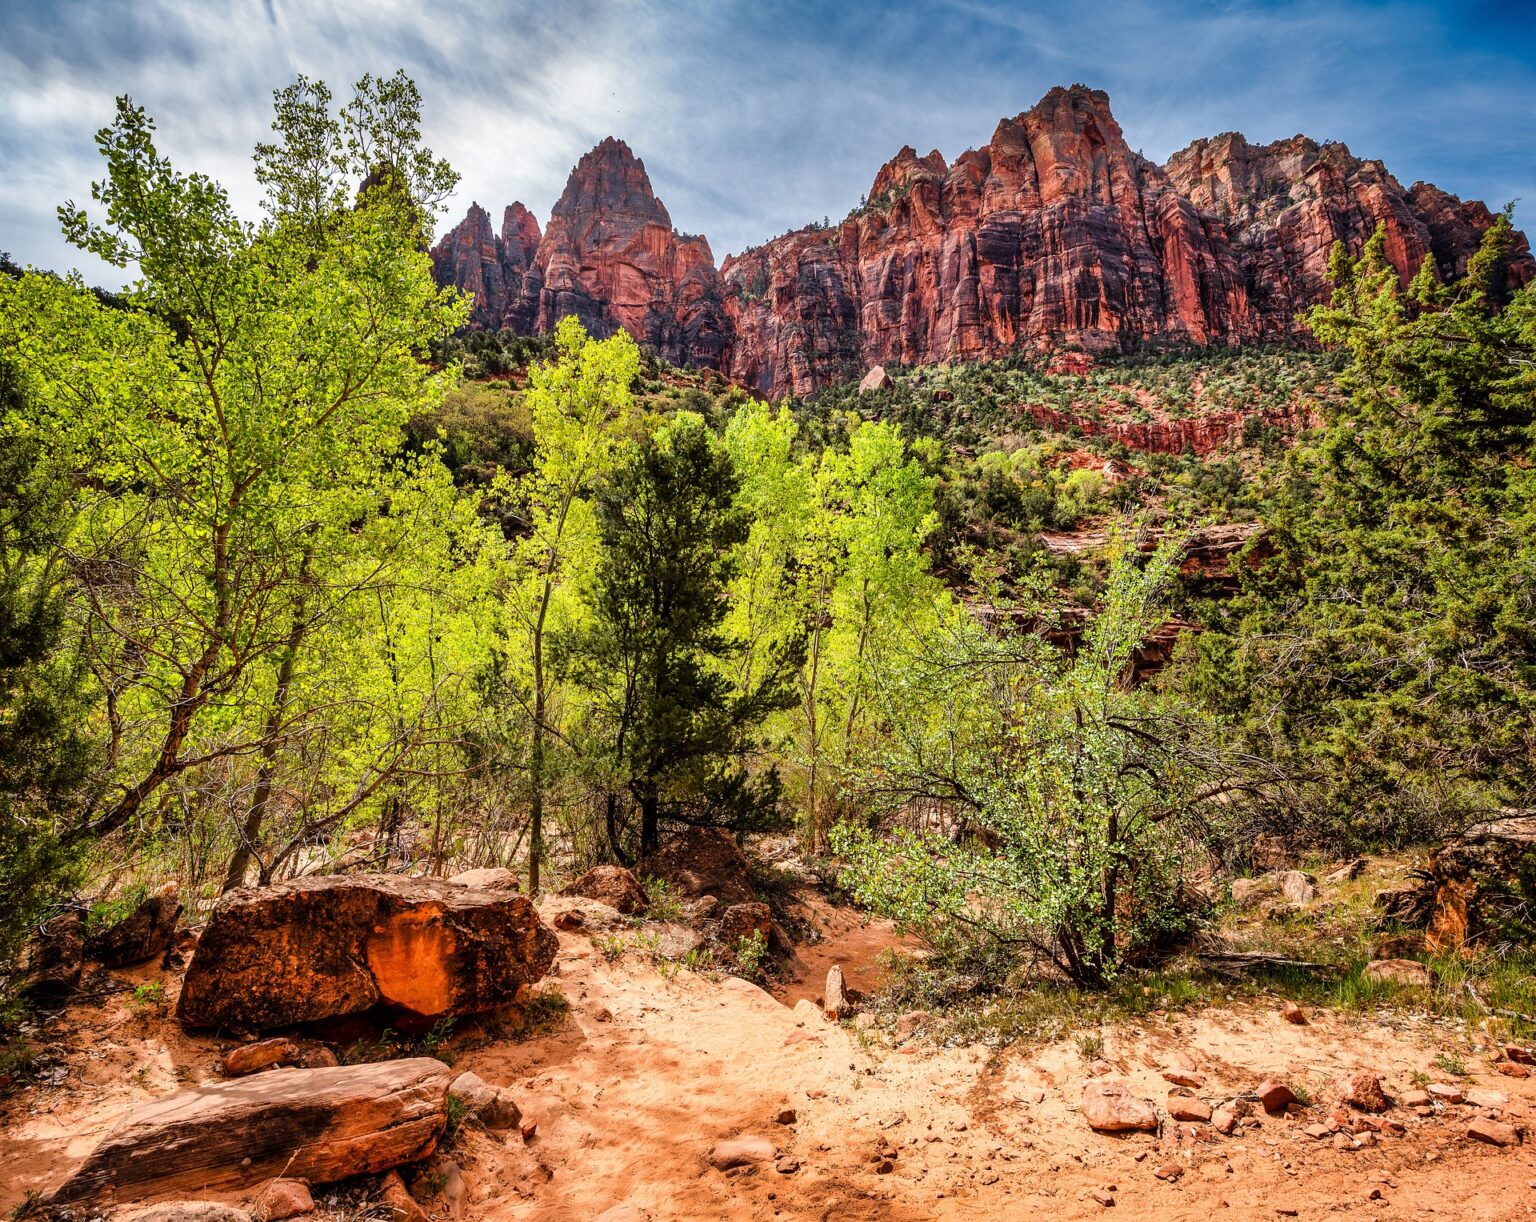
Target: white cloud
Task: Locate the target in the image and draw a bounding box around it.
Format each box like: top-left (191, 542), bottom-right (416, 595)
top-left (2, 0), bottom-right (1531, 287)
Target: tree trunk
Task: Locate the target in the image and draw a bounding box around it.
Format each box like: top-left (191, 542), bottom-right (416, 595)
top-left (223, 622), bottom-right (308, 893)
top-left (639, 782), bottom-right (660, 858)
top-left (528, 694), bottom-right (545, 894)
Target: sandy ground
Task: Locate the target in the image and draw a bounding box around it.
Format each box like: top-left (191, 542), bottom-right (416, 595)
top-left (5, 906), bottom-right (1536, 1221)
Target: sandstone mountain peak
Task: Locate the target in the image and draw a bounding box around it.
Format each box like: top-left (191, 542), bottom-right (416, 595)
top-left (434, 84), bottom-right (1533, 396)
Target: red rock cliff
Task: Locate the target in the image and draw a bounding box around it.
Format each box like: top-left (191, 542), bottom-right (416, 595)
top-left (435, 86), bottom-right (1532, 396)
top-left (433, 140), bottom-right (729, 370)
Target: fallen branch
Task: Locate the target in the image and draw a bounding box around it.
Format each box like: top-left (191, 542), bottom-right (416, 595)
top-left (1197, 950), bottom-right (1330, 978)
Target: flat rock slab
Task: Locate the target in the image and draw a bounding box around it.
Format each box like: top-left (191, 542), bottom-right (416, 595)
top-left (48, 1058), bottom-right (452, 1207)
top-left (178, 873), bottom-right (558, 1030)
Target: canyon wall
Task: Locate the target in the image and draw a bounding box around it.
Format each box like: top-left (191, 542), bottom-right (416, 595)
top-left (434, 86), bottom-right (1533, 398)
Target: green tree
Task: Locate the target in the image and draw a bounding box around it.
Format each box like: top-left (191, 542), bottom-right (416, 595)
top-left (1187, 219), bottom-right (1536, 844)
top-left (497, 316), bottom-right (635, 890)
top-left (835, 533), bottom-right (1233, 987)
top-left (0, 358), bottom-right (93, 975)
top-left (0, 73), bottom-right (468, 883)
top-left (569, 414), bottom-right (794, 858)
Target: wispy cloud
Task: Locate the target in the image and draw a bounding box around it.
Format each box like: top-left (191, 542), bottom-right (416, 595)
top-left (3, 0), bottom-right (1532, 287)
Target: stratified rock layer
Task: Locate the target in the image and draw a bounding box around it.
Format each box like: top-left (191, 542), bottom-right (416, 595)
top-left (48, 1059), bottom-right (451, 1206)
top-left (434, 86), bottom-right (1532, 399)
top-left (178, 874), bottom-right (558, 1031)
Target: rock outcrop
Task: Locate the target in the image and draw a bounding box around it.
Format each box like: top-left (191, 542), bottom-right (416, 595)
top-left (178, 874), bottom-right (558, 1031)
top-left (435, 86), bottom-right (1531, 400)
top-left (636, 827), bottom-right (757, 907)
top-left (431, 141), bottom-right (730, 370)
top-left (86, 885), bottom-right (181, 969)
top-left (48, 1059), bottom-right (452, 1206)
top-left (560, 865), bottom-right (650, 915)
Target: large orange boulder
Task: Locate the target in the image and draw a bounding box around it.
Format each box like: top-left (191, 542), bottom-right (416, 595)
top-left (178, 874), bottom-right (558, 1031)
top-left (48, 1059), bottom-right (451, 1206)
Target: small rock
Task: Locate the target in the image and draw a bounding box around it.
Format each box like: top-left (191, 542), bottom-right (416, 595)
top-left (1362, 959), bottom-right (1431, 988)
top-left (1427, 1083), bottom-right (1465, 1104)
top-left (775, 1157), bottom-right (800, 1174)
top-left (1335, 1072), bottom-right (1390, 1113)
top-left (894, 1010), bottom-right (932, 1038)
top-left (1402, 1089), bottom-right (1432, 1107)
top-left (1091, 1189), bottom-right (1116, 1207)
top-left (708, 1136), bottom-right (775, 1170)
top-left (553, 909), bottom-right (586, 931)
top-left (376, 1171), bottom-right (427, 1222)
top-left (1212, 1105), bottom-right (1238, 1136)
top-left (1280, 1001), bottom-right (1307, 1025)
top-left (1082, 1079), bottom-right (1158, 1133)
top-left (1153, 1163), bottom-right (1183, 1181)
top-left (720, 901), bottom-right (774, 949)
top-left (447, 867), bottom-right (519, 891)
top-left (1161, 1053), bottom-right (1204, 1089)
top-left (1276, 870), bottom-right (1316, 905)
top-left (791, 998), bottom-right (822, 1025)
top-left (258, 1181), bottom-right (314, 1221)
top-left (449, 1071), bottom-right (522, 1130)
top-left (824, 965), bottom-right (849, 1020)
top-left (1499, 1062), bottom-right (1531, 1079)
top-left (1506, 1045), bottom-right (1535, 1066)
top-left (221, 1038), bottom-right (298, 1078)
top-left (1324, 858), bottom-right (1367, 885)
top-left (1304, 1124), bottom-right (1330, 1139)
top-left (1467, 1117), bottom-right (1519, 1147)
top-left (592, 1007), bottom-right (614, 1023)
top-left (1168, 1091), bottom-right (1213, 1123)
top-left (1255, 1079), bottom-right (1296, 1113)
top-left (775, 1108), bottom-right (797, 1125)
top-left (1089, 1059), bottom-right (1115, 1077)
top-left (1230, 877), bottom-right (1275, 911)
top-left (1465, 1087), bottom-right (1509, 1109)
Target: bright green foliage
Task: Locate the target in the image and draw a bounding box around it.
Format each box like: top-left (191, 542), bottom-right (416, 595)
top-left (0, 74), bottom-right (472, 891)
top-left (494, 317), bottom-right (636, 888)
top-left (835, 533), bottom-right (1228, 987)
top-left (0, 358), bottom-right (94, 974)
top-left (1187, 220), bottom-right (1536, 845)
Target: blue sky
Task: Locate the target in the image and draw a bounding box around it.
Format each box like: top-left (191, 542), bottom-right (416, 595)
top-left (3, 0), bottom-right (1533, 287)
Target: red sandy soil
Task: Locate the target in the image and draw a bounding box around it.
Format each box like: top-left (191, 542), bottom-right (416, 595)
top-left (5, 902), bottom-right (1536, 1221)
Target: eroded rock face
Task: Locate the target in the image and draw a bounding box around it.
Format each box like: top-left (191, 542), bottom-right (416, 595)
top-left (178, 874), bottom-right (558, 1031)
top-left (432, 141), bottom-right (730, 371)
top-left (435, 86), bottom-right (1531, 402)
top-left (1165, 133), bottom-right (1533, 335)
top-left (48, 1059), bottom-right (451, 1206)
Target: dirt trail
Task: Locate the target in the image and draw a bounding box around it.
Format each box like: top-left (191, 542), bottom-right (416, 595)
top-left (6, 919), bottom-right (1536, 1220)
top-left (767, 894), bottom-right (915, 1009)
